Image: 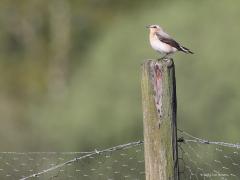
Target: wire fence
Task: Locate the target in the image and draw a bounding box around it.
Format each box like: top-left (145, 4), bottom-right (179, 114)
top-left (1, 130), bottom-right (240, 179)
top-left (0, 141), bottom-right (144, 180)
top-left (178, 129), bottom-right (240, 180)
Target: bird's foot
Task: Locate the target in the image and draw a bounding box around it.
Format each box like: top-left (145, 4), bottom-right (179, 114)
top-left (165, 59), bottom-right (173, 67)
top-left (157, 56), bottom-right (169, 61)
top-left (157, 56), bottom-right (173, 66)
top-left (157, 56), bottom-right (166, 61)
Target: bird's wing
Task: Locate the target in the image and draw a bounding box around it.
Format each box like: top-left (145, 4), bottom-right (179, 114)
top-left (156, 33), bottom-right (181, 51)
top-left (159, 31), bottom-right (171, 38)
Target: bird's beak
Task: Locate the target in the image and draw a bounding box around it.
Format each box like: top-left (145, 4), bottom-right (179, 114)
top-left (146, 25), bottom-right (151, 28)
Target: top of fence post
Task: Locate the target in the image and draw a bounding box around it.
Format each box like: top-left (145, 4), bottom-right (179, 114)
top-left (141, 58), bottom-right (178, 180)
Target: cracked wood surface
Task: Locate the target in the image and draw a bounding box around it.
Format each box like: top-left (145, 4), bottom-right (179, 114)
top-left (141, 59), bottom-right (179, 180)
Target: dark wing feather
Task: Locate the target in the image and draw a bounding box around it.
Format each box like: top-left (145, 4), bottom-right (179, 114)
top-left (156, 33), bottom-right (182, 51)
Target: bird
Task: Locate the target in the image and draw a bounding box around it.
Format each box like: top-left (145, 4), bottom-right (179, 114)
top-left (146, 24), bottom-right (193, 59)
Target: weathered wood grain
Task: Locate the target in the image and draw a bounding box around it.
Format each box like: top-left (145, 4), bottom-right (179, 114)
top-left (141, 58), bottom-right (178, 180)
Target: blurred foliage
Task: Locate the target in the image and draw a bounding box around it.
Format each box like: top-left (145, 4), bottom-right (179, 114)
top-left (0, 0), bottom-right (240, 151)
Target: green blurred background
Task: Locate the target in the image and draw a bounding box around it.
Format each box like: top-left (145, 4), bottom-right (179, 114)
top-left (1, 0), bottom-right (240, 151)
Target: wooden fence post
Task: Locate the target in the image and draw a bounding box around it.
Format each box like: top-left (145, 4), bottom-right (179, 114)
top-left (141, 59), bottom-right (178, 180)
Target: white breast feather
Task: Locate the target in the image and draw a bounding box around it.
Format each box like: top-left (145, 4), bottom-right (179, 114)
top-left (150, 39), bottom-right (172, 53)
top-left (150, 36), bottom-right (175, 54)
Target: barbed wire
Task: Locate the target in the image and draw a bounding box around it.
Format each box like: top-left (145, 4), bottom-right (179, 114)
top-left (178, 129), bottom-right (240, 179)
top-left (178, 129), bottom-right (240, 149)
top-left (19, 140), bottom-right (143, 180)
top-left (1, 129), bottom-right (240, 179)
top-left (0, 151), bottom-right (94, 155)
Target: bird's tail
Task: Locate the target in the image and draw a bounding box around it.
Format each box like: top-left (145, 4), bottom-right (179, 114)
top-left (180, 46), bottom-right (194, 54)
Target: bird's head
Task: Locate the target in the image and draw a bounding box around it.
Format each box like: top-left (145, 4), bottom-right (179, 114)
top-left (146, 24), bottom-right (162, 33)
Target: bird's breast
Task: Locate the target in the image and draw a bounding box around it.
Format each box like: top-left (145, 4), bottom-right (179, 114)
top-left (149, 35), bottom-right (176, 54)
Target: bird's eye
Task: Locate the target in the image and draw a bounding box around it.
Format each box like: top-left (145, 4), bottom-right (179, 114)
top-left (153, 26), bottom-right (157, 28)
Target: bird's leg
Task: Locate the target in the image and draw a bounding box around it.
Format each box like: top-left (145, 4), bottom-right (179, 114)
top-left (163, 54), bottom-right (169, 60)
top-left (157, 55), bottom-right (165, 61)
top-left (157, 53), bottom-right (169, 61)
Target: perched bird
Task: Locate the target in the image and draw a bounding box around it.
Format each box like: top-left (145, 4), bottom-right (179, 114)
top-left (146, 24), bottom-right (193, 59)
